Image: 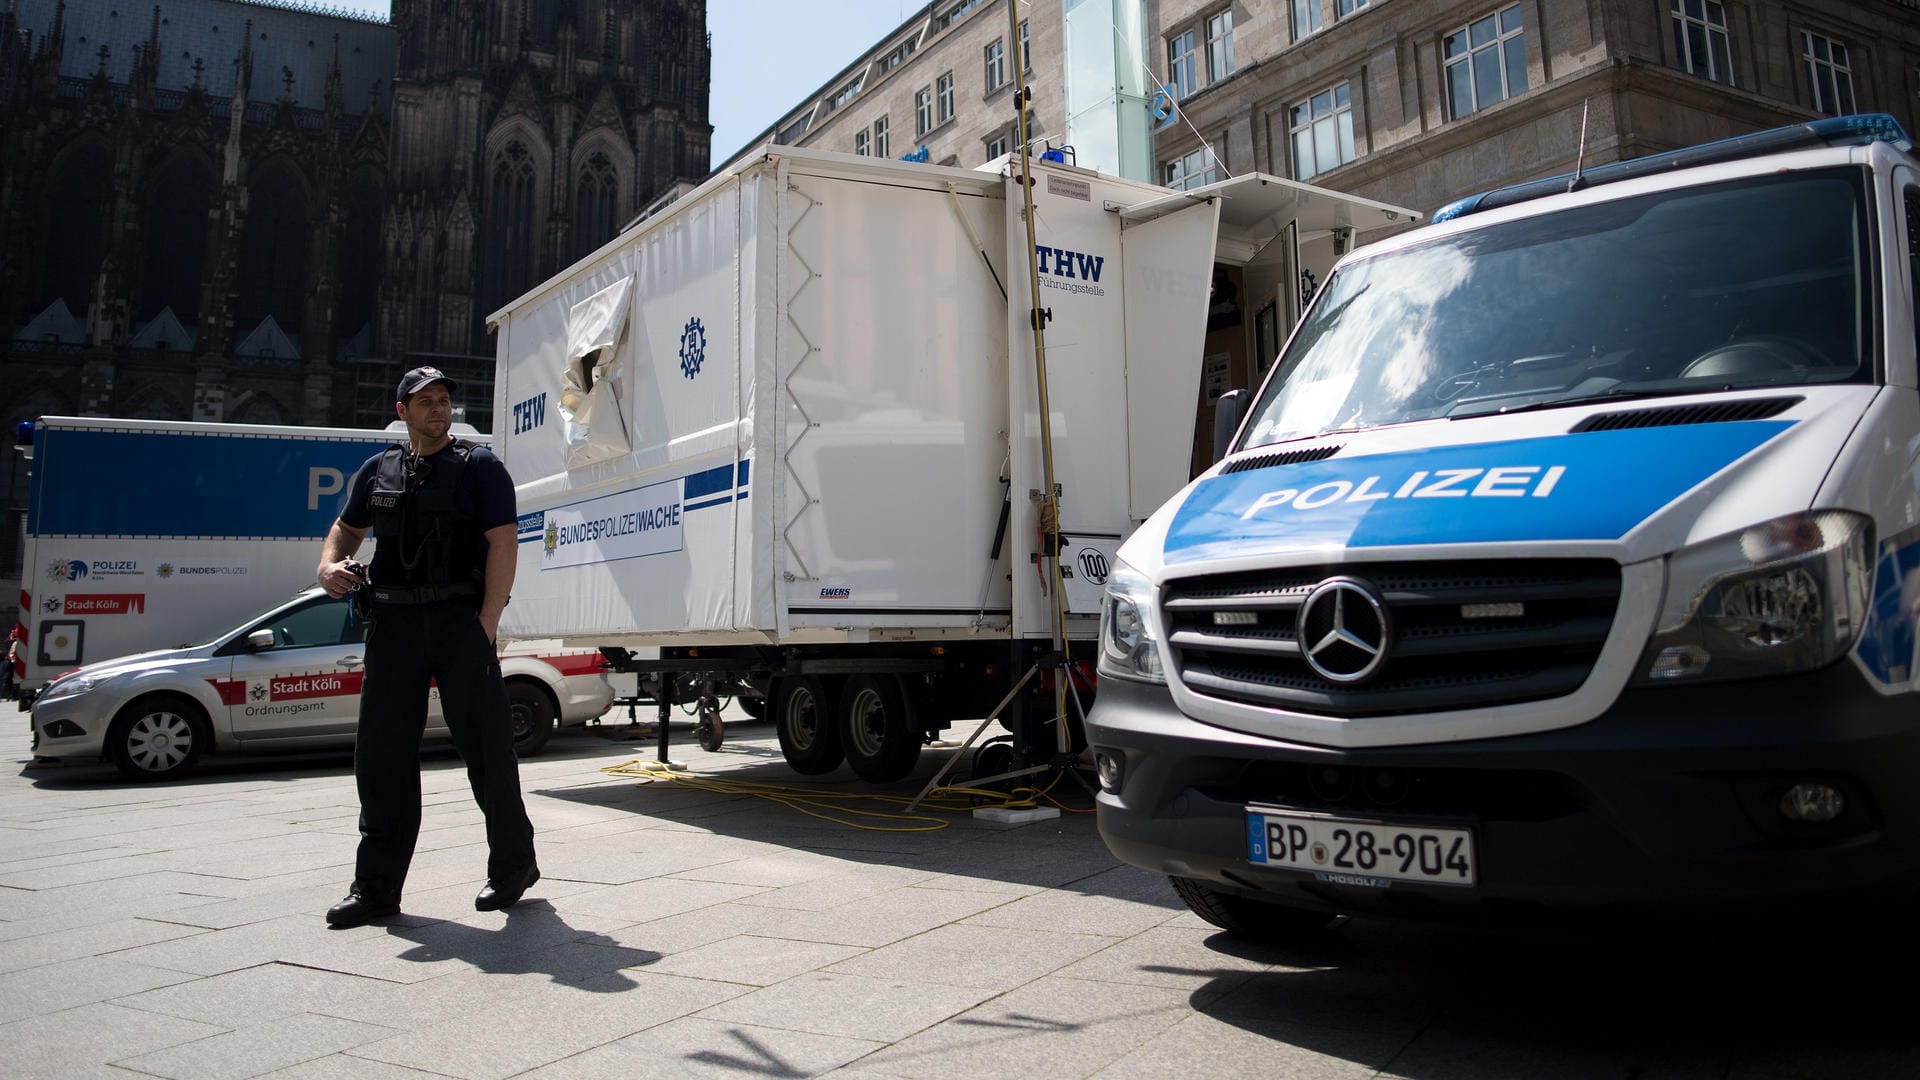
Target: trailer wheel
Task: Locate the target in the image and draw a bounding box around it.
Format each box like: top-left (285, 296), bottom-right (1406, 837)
top-left (107, 693), bottom-right (209, 782)
top-left (1168, 876), bottom-right (1342, 943)
top-left (696, 708), bottom-right (726, 752)
top-left (840, 674), bottom-right (920, 784)
top-left (506, 680), bottom-right (556, 757)
top-left (774, 676), bottom-right (843, 774)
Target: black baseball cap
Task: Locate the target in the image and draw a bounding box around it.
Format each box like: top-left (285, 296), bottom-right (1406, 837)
top-left (397, 365), bottom-right (458, 402)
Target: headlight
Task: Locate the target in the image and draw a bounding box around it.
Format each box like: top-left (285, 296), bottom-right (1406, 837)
top-left (35, 673), bottom-right (104, 703)
top-left (1636, 511), bottom-right (1872, 685)
top-left (1098, 559), bottom-right (1165, 684)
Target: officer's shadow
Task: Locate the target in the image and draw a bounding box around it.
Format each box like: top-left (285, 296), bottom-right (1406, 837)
top-left (384, 901), bottom-right (660, 992)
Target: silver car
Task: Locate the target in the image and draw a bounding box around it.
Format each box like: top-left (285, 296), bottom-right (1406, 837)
top-left (29, 588), bottom-right (613, 780)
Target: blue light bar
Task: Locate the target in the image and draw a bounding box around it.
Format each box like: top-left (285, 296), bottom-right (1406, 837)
top-left (13, 420), bottom-right (31, 448)
top-left (1432, 113), bottom-right (1913, 223)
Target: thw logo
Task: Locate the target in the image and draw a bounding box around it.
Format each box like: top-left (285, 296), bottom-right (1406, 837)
top-left (512, 391), bottom-right (547, 434)
top-left (510, 390), bottom-right (549, 432)
top-left (1034, 245), bottom-right (1105, 283)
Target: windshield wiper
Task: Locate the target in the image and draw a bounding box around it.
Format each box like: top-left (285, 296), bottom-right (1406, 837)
top-left (1446, 385), bottom-right (1702, 420)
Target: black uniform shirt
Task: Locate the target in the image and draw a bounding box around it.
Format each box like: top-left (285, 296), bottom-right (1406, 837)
top-left (340, 441), bottom-right (516, 587)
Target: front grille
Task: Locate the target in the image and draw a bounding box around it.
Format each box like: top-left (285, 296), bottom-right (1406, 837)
top-left (1163, 559), bottom-right (1621, 716)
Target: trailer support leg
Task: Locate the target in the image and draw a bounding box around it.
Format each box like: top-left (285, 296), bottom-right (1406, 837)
top-left (906, 665), bottom-right (1040, 811)
top-left (655, 671), bottom-right (685, 771)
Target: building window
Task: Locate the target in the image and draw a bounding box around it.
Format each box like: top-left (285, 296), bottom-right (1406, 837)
top-left (987, 134), bottom-right (1009, 160)
top-left (856, 128), bottom-right (870, 156)
top-left (874, 115), bottom-right (890, 157)
top-left (1445, 5), bottom-right (1528, 121)
top-left (1165, 146), bottom-right (1217, 191)
top-left (1291, 0), bottom-right (1322, 42)
top-left (1020, 19), bottom-right (1031, 71)
top-left (1802, 32), bottom-right (1856, 117)
top-left (935, 0), bottom-right (983, 32)
top-left (778, 112), bottom-right (811, 144)
top-left (1671, 0), bottom-right (1734, 86)
top-left (1337, 0), bottom-right (1370, 17)
top-left (487, 142), bottom-right (536, 314)
top-left (574, 151), bottom-right (618, 260)
top-left (937, 71), bottom-right (955, 124)
top-left (829, 77), bottom-right (863, 111)
top-left (1206, 11), bottom-right (1235, 82)
top-left (916, 87), bottom-right (933, 136)
top-left (879, 38), bottom-right (916, 73)
top-left (1290, 83), bottom-right (1355, 180)
top-left (986, 39), bottom-right (1006, 93)
top-left (1168, 29), bottom-right (1197, 99)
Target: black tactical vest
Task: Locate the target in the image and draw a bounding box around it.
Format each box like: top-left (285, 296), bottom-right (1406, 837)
top-left (365, 439), bottom-right (484, 590)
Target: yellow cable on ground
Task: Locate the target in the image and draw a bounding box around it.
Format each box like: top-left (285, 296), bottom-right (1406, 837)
top-left (599, 759), bottom-right (1077, 833)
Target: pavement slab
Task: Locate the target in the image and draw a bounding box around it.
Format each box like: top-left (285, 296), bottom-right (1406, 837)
top-left (6, 716), bottom-right (1918, 1079)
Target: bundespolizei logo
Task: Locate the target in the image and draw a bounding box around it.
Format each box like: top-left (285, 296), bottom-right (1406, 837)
top-left (679, 316), bottom-right (707, 379)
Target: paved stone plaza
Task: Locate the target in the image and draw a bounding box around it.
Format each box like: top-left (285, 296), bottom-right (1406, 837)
top-left (1, 712), bottom-right (1913, 1078)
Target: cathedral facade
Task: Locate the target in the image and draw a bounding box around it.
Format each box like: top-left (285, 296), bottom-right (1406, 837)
top-left (0, 0), bottom-right (711, 437)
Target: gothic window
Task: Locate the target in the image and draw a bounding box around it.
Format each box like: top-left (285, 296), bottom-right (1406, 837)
top-left (119, 384), bottom-right (185, 421)
top-left (237, 159), bottom-right (312, 332)
top-left (228, 393), bottom-right (285, 424)
top-left (41, 138), bottom-right (114, 317)
top-left (487, 142), bottom-right (537, 316)
top-left (335, 171), bottom-right (383, 345)
top-left (140, 152), bottom-right (216, 323)
top-left (576, 152), bottom-right (619, 261)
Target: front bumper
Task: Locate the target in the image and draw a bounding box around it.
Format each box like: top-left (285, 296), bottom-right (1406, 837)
top-left (27, 692), bottom-right (113, 760)
top-left (1086, 663), bottom-right (1920, 921)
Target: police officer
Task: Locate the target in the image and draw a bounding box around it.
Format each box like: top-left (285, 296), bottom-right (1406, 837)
top-left (314, 366), bottom-right (538, 928)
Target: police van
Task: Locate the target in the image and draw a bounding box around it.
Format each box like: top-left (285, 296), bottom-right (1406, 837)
top-left (1086, 115), bottom-right (1920, 935)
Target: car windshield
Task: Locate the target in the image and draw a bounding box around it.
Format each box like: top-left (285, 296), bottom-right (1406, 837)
top-left (1240, 168), bottom-right (1874, 449)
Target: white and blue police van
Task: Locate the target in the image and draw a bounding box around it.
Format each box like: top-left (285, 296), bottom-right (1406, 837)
top-left (1086, 114), bottom-right (1920, 938)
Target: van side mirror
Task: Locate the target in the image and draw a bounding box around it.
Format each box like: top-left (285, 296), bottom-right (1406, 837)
top-left (245, 629), bottom-right (275, 652)
top-left (1212, 389), bottom-right (1250, 464)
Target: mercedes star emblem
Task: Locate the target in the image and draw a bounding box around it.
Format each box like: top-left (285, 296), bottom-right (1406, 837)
top-left (1297, 577), bottom-right (1390, 684)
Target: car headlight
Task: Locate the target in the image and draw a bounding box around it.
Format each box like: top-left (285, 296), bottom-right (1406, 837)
top-left (1636, 511), bottom-right (1872, 685)
top-left (35, 672), bottom-right (105, 704)
top-left (1098, 559), bottom-right (1166, 684)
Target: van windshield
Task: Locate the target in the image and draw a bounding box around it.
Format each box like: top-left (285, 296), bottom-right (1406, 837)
top-left (1240, 168), bottom-right (1874, 449)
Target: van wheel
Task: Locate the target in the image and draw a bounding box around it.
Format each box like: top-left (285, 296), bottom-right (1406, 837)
top-left (108, 694), bottom-right (208, 782)
top-left (1169, 876), bottom-right (1342, 943)
top-left (774, 676), bottom-right (843, 774)
top-left (506, 681), bottom-right (555, 756)
top-left (840, 674), bottom-right (920, 784)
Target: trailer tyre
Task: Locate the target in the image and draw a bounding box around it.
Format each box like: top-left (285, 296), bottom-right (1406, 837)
top-left (1168, 876), bottom-right (1342, 943)
top-left (774, 676), bottom-right (844, 775)
top-left (506, 680), bottom-right (556, 757)
top-left (108, 693), bottom-right (209, 782)
top-left (840, 674), bottom-right (920, 784)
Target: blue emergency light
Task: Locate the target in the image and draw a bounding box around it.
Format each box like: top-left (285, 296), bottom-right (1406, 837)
top-left (1433, 113), bottom-right (1914, 223)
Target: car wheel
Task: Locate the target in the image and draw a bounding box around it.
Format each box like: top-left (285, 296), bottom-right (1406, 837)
top-left (506, 680), bottom-right (556, 756)
top-left (108, 694), bottom-right (208, 782)
top-left (773, 675), bottom-right (843, 775)
top-left (840, 674), bottom-right (920, 784)
top-left (1168, 876), bottom-right (1342, 943)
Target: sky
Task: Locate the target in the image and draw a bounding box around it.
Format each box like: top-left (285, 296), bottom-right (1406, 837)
top-left (322, 0), bottom-right (921, 168)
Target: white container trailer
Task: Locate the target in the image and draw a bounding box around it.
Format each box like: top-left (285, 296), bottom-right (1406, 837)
top-left (487, 147), bottom-right (1414, 782)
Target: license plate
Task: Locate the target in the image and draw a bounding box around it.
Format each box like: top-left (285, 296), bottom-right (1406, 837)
top-left (1247, 808), bottom-right (1476, 888)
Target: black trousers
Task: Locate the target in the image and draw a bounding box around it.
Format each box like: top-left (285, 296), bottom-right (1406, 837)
top-left (351, 599), bottom-right (535, 901)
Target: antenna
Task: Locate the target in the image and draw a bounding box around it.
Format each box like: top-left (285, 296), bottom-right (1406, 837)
top-left (1567, 97), bottom-right (1591, 193)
